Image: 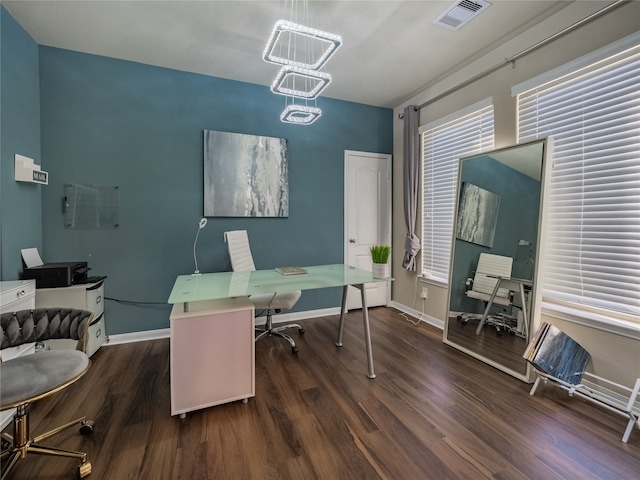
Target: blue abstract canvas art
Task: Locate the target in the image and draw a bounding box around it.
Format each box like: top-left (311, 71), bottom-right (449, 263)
top-left (525, 323), bottom-right (591, 385)
top-left (204, 130), bottom-right (289, 217)
top-left (456, 182), bottom-right (501, 248)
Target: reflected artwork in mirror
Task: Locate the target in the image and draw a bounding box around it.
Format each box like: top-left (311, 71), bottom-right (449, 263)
top-left (443, 139), bottom-right (548, 381)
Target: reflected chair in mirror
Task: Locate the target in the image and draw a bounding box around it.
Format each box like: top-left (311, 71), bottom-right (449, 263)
top-left (0, 308), bottom-right (95, 479)
top-left (460, 253), bottom-right (514, 334)
top-left (224, 230), bottom-right (304, 353)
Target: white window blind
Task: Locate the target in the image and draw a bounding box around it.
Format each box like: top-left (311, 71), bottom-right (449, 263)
top-left (421, 103), bottom-right (494, 283)
top-left (517, 41), bottom-right (640, 324)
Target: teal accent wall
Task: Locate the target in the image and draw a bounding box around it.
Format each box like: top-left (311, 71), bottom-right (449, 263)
top-left (37, 47), bottom-right (393, 334)
top-left (0, 7), bottom-right (42, 280)
top-left (449, 156), bottom-right (541, 314)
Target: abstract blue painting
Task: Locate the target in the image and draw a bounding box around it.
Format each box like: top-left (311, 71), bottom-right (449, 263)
top-left (204, 130), bottom-right (289, 217)
top-left (527, 323), bottom-right (591, 385)
top-left (456, 182), bottom-right (501, 248)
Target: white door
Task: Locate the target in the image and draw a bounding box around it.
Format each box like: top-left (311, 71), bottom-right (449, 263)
top-left (344, 150), bottom-right (392, 310)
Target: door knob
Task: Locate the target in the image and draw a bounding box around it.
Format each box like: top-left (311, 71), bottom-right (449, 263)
top-left (349, 238), bottom-right (356, 243)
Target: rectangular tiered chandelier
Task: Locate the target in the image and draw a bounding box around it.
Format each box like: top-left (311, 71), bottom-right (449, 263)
top-left (263, 10), bottom-right (342, 125)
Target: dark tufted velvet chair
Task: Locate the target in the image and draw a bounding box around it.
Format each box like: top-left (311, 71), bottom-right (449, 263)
top-left (0, 308), bottom-right (95, 479)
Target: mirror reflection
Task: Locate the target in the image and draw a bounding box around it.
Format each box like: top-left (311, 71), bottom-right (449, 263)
top-left (444, 140), bottom-right (547, 380)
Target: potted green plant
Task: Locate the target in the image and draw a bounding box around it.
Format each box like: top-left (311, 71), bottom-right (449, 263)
top-left (369, 245), bottom-right (391, 278)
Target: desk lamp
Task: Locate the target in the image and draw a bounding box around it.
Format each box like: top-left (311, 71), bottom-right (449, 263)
top-left (192, 217), bottom-right (207, 275)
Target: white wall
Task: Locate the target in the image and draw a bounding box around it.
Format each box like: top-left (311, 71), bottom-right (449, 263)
top-left (391, 1), bottom-right (640, 386)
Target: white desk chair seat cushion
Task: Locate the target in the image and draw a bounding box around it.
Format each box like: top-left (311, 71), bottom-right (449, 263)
top-left (466, 288), bottom-right (511, 306)
top-left (249, 291), bottom-right (301, 310)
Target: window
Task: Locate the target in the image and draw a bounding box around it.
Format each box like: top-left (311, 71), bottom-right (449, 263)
top-left (515, 34), bottom-right (640, 329)
top-left (420, 100), bottom-right (494, 283)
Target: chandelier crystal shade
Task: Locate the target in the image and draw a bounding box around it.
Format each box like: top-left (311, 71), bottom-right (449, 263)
top-left (271, 66), bottom-right (332, 100)
top-left (280, 105), bottom-right (322, 125)
top-left (263, 14), bottom-right (342, 125)
top-left (263, 20), bottom-right (342, 70)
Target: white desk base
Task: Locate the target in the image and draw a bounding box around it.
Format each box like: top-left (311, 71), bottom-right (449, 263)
top-left (170, 297), bottom-right (255, 417)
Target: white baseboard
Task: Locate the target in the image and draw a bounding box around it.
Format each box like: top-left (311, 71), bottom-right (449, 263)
top-left (390, 301), bottom-right (445, 330)
top-left (255, 306), bottom-right (342, 326)
top-left (106, 328), bottom-right (171, 346)
top-left (104, 304), bottom-right (443, 348)
top-left (104, 306), bottom-right (343, 347)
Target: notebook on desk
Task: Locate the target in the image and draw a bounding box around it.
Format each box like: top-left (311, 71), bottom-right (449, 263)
top-left (275, 266), bottom-right (307, 276)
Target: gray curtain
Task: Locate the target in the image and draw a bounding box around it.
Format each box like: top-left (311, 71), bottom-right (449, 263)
top-left (402, 105), bottom-right (421, 271)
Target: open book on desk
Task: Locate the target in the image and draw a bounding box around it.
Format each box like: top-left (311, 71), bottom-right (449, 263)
top-left (275, 267), bottom-right (307, 276)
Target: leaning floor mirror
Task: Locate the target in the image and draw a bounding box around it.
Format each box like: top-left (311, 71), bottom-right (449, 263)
top-left (443, 139), bottom-right (549, 381)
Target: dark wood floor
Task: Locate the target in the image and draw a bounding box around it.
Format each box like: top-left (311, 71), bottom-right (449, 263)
top-left (4, 307), bottom-right (639, 479)
top-left (446, 314), bottom-right (529, 376)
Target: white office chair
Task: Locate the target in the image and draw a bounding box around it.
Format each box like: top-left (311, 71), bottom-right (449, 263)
top-left (460, 253), bottom-right (514, 333)
top-left (224, 230), bottom-right (303, 353)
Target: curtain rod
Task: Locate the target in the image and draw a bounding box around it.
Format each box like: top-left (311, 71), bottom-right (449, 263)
top-left (398, 0), bottom-right (627, 119)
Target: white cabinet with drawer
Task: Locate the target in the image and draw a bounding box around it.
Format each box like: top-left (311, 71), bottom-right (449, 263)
top-left (36, 280), bottom-right (107, 357)
top-left (0, 279), bottom-right (36, 314)
top-left (0, 280), bottom-right (37, 360)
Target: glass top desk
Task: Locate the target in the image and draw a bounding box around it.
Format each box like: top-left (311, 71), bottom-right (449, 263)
top-left (168, 264), bottom-right (392, 378)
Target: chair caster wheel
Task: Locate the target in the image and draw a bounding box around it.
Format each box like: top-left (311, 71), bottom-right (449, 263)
top-left (1, 437), bottom-right (11, 450)
top-left (79, 420), bottom-right (94, 436)
top-left (298, 328), bottom-right (305, 335)
top-left (292, 346), bottom-right (299, 354)
top-left (78, 460), bottom-right (91, 478)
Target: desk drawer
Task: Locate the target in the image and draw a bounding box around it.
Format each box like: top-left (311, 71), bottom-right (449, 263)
top-left (36, 280), bottom-right (104, 316)
top-left (85, 282), bottom-right (104, 316)
top-left (0, 280), bottom-right (36, 313)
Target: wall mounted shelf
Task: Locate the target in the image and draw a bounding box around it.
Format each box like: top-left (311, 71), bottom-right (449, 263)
top-left (15, 154), bottom-right (48, 185)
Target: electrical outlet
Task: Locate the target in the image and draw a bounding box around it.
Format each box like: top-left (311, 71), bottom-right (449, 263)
top-left (420, 287), bottom-right (428, 299)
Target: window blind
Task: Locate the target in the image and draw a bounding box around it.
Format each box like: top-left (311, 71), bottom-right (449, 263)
top-left (421, 104), bottom-right (494, 283)
top-left (517, 42), bottom-right (640, 323)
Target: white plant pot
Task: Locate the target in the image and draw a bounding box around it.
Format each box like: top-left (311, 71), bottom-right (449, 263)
top-left (372, 262), bottom-right (390, 279)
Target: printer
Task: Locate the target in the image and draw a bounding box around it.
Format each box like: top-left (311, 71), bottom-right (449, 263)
top-left (22, 261), bottom-right (90, 288)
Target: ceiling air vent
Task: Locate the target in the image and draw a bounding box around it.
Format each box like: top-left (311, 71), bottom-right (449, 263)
top-left (434, 0), bottom-right (491, 31)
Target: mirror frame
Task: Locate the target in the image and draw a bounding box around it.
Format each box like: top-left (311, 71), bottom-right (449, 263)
top-left (443, 139), bottom-right (550, 382)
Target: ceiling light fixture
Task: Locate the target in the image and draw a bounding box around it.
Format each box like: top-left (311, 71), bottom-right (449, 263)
top-left (263, 4), bottom-right (342, 125)
top-left (271, 66), bottom-right (332, 100)
top-left (280, 105), bottom-right (322, 125)
top-left (263, 20), bottom-right (342, 71)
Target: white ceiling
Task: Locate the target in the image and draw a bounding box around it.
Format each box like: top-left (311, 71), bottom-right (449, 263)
top-left (3, 0), bottom-right (577, 108)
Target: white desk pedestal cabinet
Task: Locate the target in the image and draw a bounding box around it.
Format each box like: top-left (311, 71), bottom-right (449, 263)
top-left (170, 297), bottom-right (255, 417)
top-left (35, 280), bottom-right (106, 357)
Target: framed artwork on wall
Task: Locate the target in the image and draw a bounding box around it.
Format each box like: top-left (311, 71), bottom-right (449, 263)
top-left (456, 182), bottom-right (501, 248)
top-left (203, 130), bottom-right (289, 217)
